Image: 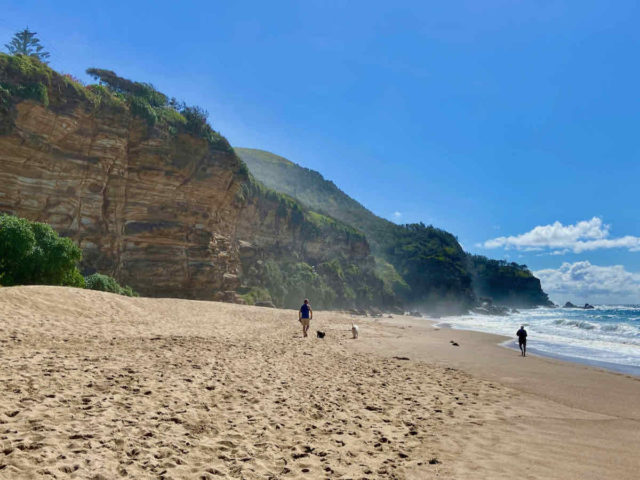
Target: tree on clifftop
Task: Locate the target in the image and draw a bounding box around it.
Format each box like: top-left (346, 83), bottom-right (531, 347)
top-left (4, 28), bottom-right (50, 63)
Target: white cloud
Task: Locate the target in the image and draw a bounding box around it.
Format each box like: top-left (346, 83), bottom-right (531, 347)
top-left (483, 217), bottom-right (640, 254)
top-left (393, 211), bottom-right (402, 219)
top-left (534, 261), bottom-right (640, 304)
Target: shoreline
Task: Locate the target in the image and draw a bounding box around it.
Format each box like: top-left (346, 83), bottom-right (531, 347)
top-left (433, 307), bottom-right (640, 378)
top-left (500, 340), bottom-right (640, 377)
top-left (434, 319), bottom-right (640, 377)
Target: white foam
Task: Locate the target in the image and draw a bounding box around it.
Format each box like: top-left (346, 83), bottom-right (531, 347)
top-left (443, 306), bottom-right (640, 369)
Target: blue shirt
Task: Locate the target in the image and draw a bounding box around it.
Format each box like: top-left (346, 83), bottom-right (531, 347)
top-left (300, 303), bottom-right (310, 318)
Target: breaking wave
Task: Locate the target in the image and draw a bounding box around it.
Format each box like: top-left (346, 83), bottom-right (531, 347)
top-left (439, 304), bottom-right (640, 371)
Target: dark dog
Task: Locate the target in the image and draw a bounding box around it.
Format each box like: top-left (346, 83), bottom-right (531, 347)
top-left (316, 330), bottom-right (326, 339)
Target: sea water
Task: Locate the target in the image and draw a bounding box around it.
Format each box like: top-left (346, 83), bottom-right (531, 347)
top-left (441, 305), bottom-right (640, 375)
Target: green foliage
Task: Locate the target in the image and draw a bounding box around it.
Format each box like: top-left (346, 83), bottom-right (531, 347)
top-left (85, 84), bottom-right (126, 111)
top-left (303, 210), bottom-right (363, 239)
top-left (84, 273), bottom-right (139, 297)
top-left (0, 83), bottom-right (10, 102)
top-left (276, 261), bottom-right (337, 309)
top-left (7, 81), bottom-right (49, 106)
top-left (181, 105), bottom-right (230, 150)
top-left (236, 147), bottom-right (397, 250)
top-left (85, 67), bottom-right (232, 151)
top-left (0, 53), bottom-right (51, 82)
top-left (236, 147), bottom-right (482, 310)
top-left (0, 54), bottom-right (52, 111)
top-left (86, 68), bottom-right (167, 106)
top-left (129, 95), bottom-right (158, 126)
top-left (157, 107), bottom-right (186, 126)
top-left (388, 223), bottom-right (474, 309)
top-left (242, 256), bottom-right (389, 310)
top-left (374, 257), bottom-right (410, 298)
top-left (236, 148), bottom-right (552, 310)
top-left (237, 286), bottom-right (272, 305)
top-left (4, 28), bottom-right (50, 63)
top-left (181, 105), bottom-right (209, 135)
top-left (0, 54), bottom-right (107, 122)
top-left (235, 159), bottom-right (250, 178)
top-left (242, 259), bottom-right (334, 309)
top-left (87, 68), bottom-right (167, 127)
top-left (236, 148), bottom-right (473, 309)
top-left (0, 214), bottom-right (84, 287)
top-left (0, 54), bottom-right (233, 157)
top-left (467, 255), bottom-right (552, 307)
top-left (242, 172), bottom-right (366, 247)
top-left (0, 83), bottom-right (11, 130)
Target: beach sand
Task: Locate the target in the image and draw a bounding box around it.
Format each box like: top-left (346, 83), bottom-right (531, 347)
top-left (0, 286), bottom-right (638, 479)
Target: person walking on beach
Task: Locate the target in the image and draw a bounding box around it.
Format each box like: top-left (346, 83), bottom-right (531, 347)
top-left (517, 325), bottom-right (527, 357)
top-left (299, 299), bottom-right (312, 338)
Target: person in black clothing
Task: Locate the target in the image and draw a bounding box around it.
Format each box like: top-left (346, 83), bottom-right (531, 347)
top-left (299, 299), bottom-right (313, 338)
top-left (516, 325), bottom-right (527, 356)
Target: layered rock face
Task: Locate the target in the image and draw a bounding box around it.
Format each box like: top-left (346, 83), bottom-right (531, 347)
top-left (0, 98), bottom-right (369, 299)
top-left (0, 100), bottom-right (243, 297)
top-left (235, 195), bottom-right (370, 265)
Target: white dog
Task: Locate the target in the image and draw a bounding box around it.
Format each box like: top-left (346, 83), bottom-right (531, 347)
top-left (351, 324), bottom-right (359, 339)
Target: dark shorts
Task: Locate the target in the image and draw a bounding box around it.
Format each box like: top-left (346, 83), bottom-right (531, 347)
top-left (519, 338), bottom-right (526, 345)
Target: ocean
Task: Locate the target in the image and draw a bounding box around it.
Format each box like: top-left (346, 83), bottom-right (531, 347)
top-left (441, 305), bottom-right (640, 375)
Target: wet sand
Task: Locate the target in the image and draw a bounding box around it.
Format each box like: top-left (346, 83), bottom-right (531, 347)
top-left (0, 286), bottom-right (638, 479)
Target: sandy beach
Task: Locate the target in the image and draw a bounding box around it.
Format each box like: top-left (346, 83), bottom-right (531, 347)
top-left (0, 286), bottom-right (639, 479)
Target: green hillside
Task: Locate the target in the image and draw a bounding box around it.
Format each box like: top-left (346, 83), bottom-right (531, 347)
top-left (235, 148), bottom-right (396, 251)
top-left (236, 147), bottom-right (552, 310)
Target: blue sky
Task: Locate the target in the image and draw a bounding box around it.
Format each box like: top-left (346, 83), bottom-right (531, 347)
top-left (2, 1), bottom-right (639, 303)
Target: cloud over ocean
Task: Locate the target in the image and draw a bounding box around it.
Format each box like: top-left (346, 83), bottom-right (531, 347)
top-left (534, 261), bottom-right (640, 305)
top-left (482, 217), bottom-right (640, 254)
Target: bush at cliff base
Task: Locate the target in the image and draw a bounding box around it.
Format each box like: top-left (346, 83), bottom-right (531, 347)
top-left (0, 214), bottom-right (85, 287)
top-left (84, 273), bottom-right (138, 297)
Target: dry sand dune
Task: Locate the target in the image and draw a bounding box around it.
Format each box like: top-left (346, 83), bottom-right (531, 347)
top-left (0, 286), bottom-right (638, 479)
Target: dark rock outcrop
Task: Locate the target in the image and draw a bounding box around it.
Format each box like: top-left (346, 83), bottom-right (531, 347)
top-left (254, 301), bottom-right (276, 308)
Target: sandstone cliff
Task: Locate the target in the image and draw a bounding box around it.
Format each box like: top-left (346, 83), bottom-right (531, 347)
top-left (0, 55), bottom-right (373, 303)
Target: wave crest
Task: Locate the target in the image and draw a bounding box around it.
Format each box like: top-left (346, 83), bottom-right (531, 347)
top-left (553, 319), bottom-right (596, 330)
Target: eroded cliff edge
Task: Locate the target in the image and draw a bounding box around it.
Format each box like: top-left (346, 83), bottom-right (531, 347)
top-left (0, 55), bottom-right (374, 304)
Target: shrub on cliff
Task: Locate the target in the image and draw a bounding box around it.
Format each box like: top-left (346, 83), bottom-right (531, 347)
top-left (0, 214), bottom-right (84, 287)
top-left (85, 67), bottom-right (231, 151)
top-left (0, 54), bottom-right (51, 109)
top-left (84, 273), bottom-right (138, 297)
top-left (86, 68), bottom-right (167, 106)
top-left (0, 54), bottom-right (103, 132)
